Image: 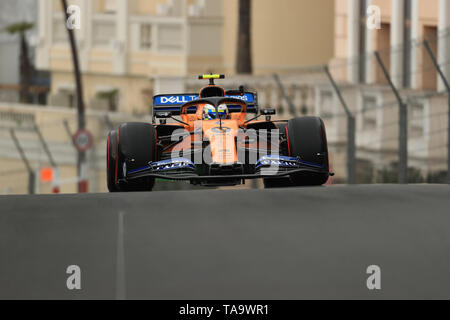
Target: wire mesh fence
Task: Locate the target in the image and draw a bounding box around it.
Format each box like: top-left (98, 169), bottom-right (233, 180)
top-left (0, 105), bottom-right (150, 194)
top-left (1, 27), bottom-right (450, 193)
top-left (180, 28), bottom-right (450, 185)
top-left (0, 103), bottom-right (213, 194)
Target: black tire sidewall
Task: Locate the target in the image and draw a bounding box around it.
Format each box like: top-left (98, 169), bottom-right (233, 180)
top-left (117, 122), bottom-right (156, 191)
top-left (287, 117), bottom-right (329, 186)
top-left (107, 130), bottom-right (119, 192)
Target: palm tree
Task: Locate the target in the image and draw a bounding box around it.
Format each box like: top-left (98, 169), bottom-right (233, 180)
top-left (236, 0), bottom-right (252, 74)
top-left (5, 22), bottom-right (34, 103)
top-left (60, 0), bottom-right (87, 193)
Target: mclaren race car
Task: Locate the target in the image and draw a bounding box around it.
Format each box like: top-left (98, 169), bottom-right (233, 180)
top-left (107, 74), bottom-right (332, 192)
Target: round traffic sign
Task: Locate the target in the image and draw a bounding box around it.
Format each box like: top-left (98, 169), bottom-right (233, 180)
top-left (73, 129), bottom-right (94, 152)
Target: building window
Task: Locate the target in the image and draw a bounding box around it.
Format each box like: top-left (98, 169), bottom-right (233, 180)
top-left (158, 25), bottom-right (182, 51)
top-left (422, 26), bottom-right (438, 90)
top-left (375, 23), bottom-right (391, 84)
top-left (92, 20), bottom-right (116, 47)
top-left (104, 0), bottom-right (117, 13)
top-left (52, 18), bottom-right (68, 44)
top-left (57, 88), bottom-right (76, 108)
top-left (319, 91), bottom-right (334, 119)
top-left (361, 95), bottom-right (377, 130)
top-left (140, 24), bottom-right (152, 50)
top-left (96, 88), bottom-right (119, 112)
top-left (409, 101), bottom-right (425, 138)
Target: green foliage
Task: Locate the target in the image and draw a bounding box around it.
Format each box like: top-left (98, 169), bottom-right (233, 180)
top-left (4, 22), bottom-right (34, 35)
top-left (356, 159), bottom-right (375, 184)
top-left (408, 167), bottom-right (425, 183)
top-left (375, 167), bottom-right (398, 184)
top-left (96, 89), bottom-right (119, 100)
top-left (427, 171), bottom-right (448, 184)
top-left (375, 165), bottom-right (425, 184)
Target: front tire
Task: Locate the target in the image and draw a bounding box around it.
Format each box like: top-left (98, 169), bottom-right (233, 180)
top-left (107, 122), bottom-right (157, 192)
top-left (287, 117), bottom-right (329, 186)
top-left (107, 130), bottom-right (119, 192)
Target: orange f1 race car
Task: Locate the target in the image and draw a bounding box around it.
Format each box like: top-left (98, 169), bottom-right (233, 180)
top-left (107, 75), bottom-right (331, 192)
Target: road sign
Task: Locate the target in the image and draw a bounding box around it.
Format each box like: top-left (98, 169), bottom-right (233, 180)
top-left (73, 129), bottom-right (93, 152)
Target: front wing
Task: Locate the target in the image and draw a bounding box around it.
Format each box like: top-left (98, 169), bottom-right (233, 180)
top-left (119, 155), bottom-right (332, 184)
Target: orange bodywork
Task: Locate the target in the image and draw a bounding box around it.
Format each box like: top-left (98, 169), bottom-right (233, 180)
top-left (161, 99), bottom-right (271, 165)
top-left (202, 119), bottom-right (240, 164)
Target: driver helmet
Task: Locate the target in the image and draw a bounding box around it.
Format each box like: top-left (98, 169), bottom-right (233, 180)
top-left (203, 104), bottom-right (229, 120)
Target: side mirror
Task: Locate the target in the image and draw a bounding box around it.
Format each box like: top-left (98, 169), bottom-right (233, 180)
top-left (155, 111), bottom-right (172, 119)
top-left (261, 108), bottom-right (276, 116)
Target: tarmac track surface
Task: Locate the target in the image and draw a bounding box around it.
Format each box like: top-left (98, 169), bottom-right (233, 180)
top-left (0, 184), bottom-right (449, 299)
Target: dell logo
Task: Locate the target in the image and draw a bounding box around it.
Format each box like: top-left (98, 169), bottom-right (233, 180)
top-left (160, 96), bottom-right (197, 104)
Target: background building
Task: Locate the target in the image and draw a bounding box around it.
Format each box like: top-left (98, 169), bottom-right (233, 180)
top-left (0, 0), bottom-right (47, 103)
top-left (319, 0), bottom-right (449, 183)
top-left (4, 0), bottom-right (448, 194)
top-left (36, 0), bottom-right (335, 115)
top-left (333, 0), bottom-right (447, 89)
top-left (1, 0), bottom-right (336, 194)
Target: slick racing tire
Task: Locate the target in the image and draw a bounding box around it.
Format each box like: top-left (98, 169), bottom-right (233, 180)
top-left (107, 130), bottom-right (119, 192)
top-left (108, 122), bottom-right (157, 192)
top-left (286, 117), bottom-right (329, 186)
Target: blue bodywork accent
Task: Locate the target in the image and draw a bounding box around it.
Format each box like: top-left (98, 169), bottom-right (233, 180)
top-left (128, 156), bottom-right (323, 176)
top-left (153, 93), bottom-right (255, 106)
top-left (256, 155), bottom-right (324, 169)
top-left (153, 93), bottom-right (257, 115)
top-left (128, 165), bottom-right (152, 174)
top-left (298, 160), bottom-right (325, 169)
top-left (128, 158), bottom-right (195, 175)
